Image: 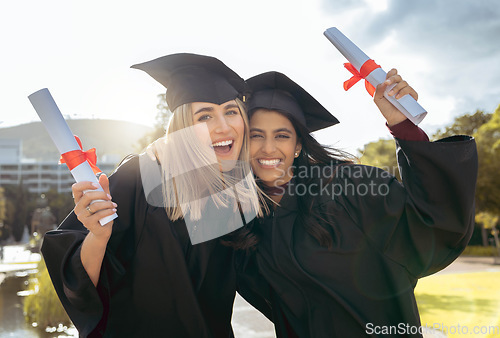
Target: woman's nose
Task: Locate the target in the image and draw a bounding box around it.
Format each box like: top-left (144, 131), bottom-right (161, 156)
top-left (262, 139), bottom-right (276, 154)
top-left (213, 116), bottom-right (231, 134)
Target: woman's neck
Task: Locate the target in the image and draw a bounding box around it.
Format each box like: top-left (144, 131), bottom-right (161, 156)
top-left (270, 194), bottom-right (284, 205)
top-left (260, 180), bottom-right (290, 206)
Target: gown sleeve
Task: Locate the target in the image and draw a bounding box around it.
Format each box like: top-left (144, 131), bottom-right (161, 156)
top-left (235, 250), bottom-right (274, 322)
top-left (41, 155), bottom-right (147, 337)
top-left (329, 135), bottom-right (478, 278)
top-left (387, 118), bottom-right (429, 142)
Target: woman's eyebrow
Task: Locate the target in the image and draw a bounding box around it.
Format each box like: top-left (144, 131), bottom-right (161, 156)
top-left (223, 103), bottom-right (239, 110)
top-left (194, 107), bottom-right (214, 115)
top-left (274, 128), bottom-right (293, 133)
top-left (249, 127), bottom-right (293, 133)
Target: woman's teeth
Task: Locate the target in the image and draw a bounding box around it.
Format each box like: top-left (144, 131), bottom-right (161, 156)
top-left (212, 140), bottom-right (233, 154)
top-left (259, 159), bottom-right (280, 166)
top-left (212, 140), bottom-right (233, 147)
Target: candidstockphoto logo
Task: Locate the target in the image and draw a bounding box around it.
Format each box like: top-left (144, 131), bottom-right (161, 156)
top-left (138, 124), bottom-right (257, 245)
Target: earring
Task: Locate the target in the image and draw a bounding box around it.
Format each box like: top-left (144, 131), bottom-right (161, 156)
top-left (295, 152), bottom-right (299, 157)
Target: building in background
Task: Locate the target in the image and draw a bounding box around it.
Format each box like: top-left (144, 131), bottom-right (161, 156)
top-left (0, 139), bottom-right (118, 194)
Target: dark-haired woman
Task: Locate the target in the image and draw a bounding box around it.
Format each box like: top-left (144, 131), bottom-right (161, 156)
top-left (235, 70), bottom-right (477, 337)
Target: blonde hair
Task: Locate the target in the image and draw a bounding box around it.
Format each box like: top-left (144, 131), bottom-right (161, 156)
top-left (151, 98), bottom-right (264, 222)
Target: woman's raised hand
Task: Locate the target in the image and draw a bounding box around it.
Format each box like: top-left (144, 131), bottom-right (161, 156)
top-left (373, 68), bottom-right (419, 126)
top-left (72, 173), bottom-right (116, 243)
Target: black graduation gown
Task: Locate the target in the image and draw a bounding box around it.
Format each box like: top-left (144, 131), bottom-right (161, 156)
top-left (237, 135), bottom-right (478, 338)
top-left (41, 155), bottom-right (236, 338)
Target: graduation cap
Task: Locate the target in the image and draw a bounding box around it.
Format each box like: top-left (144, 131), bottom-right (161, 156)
top-left (246, 71), bottom-right (339, 132)
top-left (131, 53), bottom-right (248, 112)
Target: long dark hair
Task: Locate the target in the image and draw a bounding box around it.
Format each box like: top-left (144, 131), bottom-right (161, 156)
top-left (225, 110), bottom-right (357, 250)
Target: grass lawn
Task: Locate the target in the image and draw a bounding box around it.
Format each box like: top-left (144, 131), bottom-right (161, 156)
top-left (415, 272), bottom-right (500, 337)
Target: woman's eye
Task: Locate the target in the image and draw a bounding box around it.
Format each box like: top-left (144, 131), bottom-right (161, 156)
top-left (250, 134), bottom-right (263, 139)
top-left (226, 110), bottom-right (239, 116)
top-left (276, 134), bottom-right (290, 139)
top-left (197, 114), bottom-right (211, 122)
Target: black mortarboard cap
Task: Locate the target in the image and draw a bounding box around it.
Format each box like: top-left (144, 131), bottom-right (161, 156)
top-left (246, 71), bottom-right (339, 132)
top-left (131, 53), bottom-right (248, 111)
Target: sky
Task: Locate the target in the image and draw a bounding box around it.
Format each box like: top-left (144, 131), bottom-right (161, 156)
top-left (1, 0), bottom-right (499, 154)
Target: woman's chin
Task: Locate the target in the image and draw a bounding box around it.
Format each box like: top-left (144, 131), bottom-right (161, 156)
top-left (215, 146), bottom-right (242, 172)
top-left (257, 174), bottom-right (282, 187)
top-left (217, 159), bottom-right (238, 172)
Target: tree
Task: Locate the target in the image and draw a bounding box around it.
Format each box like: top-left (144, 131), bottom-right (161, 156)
top-left (3, 183), bottom-right (37, 242)
top-left (359, 106), bottom-right (499, 247)
top-left (432, 107), bottom-right (498, 246)
top-left (432, 109), bottom-right (492, 140)
top-left (358, 138), bottom-right (400, 180)
top-left (475, 212), bottom-right (500, 251)
top-left (0, 187), bottom-right (6, 225)
top-left (474, 105), bottom-right (500, 216)
top-left (0, 186), bottom-right (8, 240)
top-left (44, 189), bottom-right (75, 224)
top-left (136, 94), bottom-right (172, 151)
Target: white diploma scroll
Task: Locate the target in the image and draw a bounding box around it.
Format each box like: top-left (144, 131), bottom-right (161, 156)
top-left (324, 27), bottom-right (427, 125)
top-left (28, 88), bottom-right (117, 226)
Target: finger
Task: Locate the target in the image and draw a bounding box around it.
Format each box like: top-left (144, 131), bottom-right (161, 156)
top-left (386, 68), bottom-right (398, 79)
top-left (79, 190), bottom-right (111, 205)
top-left (87, 208), bottom-right (117, 226)
top-left (374, 82), bottom-right (388, 101)
top-left (376, 72), bottom-right (401, 100)
top-left (75, 191), bottom-right (112, 216)
top-left (77, 208), bottom-right (116, 231)
top-left (72, 181), bottom-right (99, 204)
top-left (387, 80), bottom-right (408, 97)
top-left (99, 174), bottom-right (111, 197)
top-left (395, 86), bottom-right (418, 100)
top-left (86, 200), bottom-right (117, 215)
top-left (385, 75), bottom-right (403, 88)
top-left (75, 199), bottom-right (116, 221)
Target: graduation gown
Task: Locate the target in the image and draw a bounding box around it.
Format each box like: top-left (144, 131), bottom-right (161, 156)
top-left (237, 135), bottom-right (478, 338)
top-left (41, 155), bottom-right (236, 338)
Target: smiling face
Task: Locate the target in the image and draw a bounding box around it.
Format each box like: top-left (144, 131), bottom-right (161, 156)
top-left (192, 100), bottom-right (245, 171)
top-left (249, 109), bottom-right (302, 187)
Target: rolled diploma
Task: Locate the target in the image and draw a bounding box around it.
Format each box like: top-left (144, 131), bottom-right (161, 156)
top-left (28, 88), bottom-right (117, 226)
top-left (324, 27), bottom-right (427, 125)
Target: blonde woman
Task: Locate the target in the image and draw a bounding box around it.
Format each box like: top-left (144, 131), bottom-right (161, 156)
top-left (42, 53), bottom-right (262, 338)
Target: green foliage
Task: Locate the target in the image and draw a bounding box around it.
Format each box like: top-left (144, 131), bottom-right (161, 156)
top-left (2, 183), bottom-right (37, 241)
top-left (475, 212), bottom-right (499, 230)
top-left (358, 138), bottom-right (400, 180)
top-left (430, 105), bottom-right (500, 246)
top-left (1, 185), bottom-right (72, 241)
top-left (474, 105), bottom-right (500, 216)
top-left (43, 189), bottom-right (75, 224)
top-left (432, 109), bottom-right (492, 140)
top-left (136, 94), bottom-right (172, 151)
top-left (24, 259), bottom-right (72, 329)
top-left (0, 186), bottom-right (8, 240)
top-left (358, 105), bottom-right (500, 248)
top-left (461, 245), bottom-right (498, 256)
top-left (0, 186), bottom-right (6, 224)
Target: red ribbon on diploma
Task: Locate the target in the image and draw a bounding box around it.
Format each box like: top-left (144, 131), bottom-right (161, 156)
top-left (59, 135), bottom-right (102, 174)
top-left (343, 59), bottom-right (381, 97)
